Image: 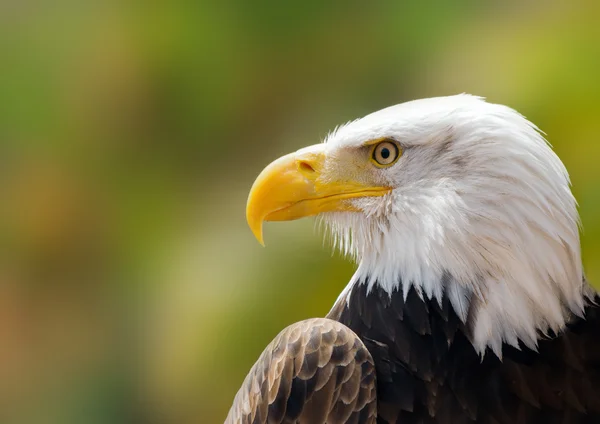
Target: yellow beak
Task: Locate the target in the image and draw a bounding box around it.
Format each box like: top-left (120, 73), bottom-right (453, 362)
top-left (246, 144), bottom-right (391, 245)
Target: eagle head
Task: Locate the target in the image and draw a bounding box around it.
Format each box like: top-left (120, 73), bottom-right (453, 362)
top-left (246, 94), bottom-right (593, 356)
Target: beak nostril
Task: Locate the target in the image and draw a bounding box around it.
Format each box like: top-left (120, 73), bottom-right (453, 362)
top-left (298, 160), bottom-right (316, 174)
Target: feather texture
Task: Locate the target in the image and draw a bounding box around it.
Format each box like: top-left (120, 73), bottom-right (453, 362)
top-left (225, 318), bottom-right (377, 423)
top-left (327, 280), bottom-right (600, 424)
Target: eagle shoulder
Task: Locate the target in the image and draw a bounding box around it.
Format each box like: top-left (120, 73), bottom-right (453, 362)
top-left (226, 318), bottom-right (377, 424)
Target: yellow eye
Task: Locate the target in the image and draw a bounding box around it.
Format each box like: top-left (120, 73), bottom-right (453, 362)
top-left (371, 141), bottom-right (400, 167)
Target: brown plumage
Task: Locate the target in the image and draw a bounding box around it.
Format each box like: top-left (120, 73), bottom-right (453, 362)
top-left (225, 318), bottom-right (377, 424)
top-left (226, 283), bottom-right (600, 424)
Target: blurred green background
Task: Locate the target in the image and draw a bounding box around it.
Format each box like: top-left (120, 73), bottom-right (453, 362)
top-left (1, 1), bottom-right (600, 423)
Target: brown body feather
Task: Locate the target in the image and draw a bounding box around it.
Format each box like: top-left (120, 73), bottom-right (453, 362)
top-left (226, 281), bottom-right (600, 423)
top-left (328, 282), bottom-right (600, 424)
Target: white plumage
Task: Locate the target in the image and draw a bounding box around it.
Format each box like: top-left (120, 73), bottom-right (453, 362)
top-left (321, 94), bottom-right (592, 357)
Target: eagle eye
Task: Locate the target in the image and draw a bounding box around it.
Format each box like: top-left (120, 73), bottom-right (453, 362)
top-left (371, 141), bottom-right (400, 167)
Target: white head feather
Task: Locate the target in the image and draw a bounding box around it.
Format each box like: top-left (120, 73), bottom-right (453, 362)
top-left (322, 94), bottom-right (594, 357)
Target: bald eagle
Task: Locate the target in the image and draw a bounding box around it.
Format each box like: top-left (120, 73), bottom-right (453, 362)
top-left (226, 95), bottom-right (600, 424)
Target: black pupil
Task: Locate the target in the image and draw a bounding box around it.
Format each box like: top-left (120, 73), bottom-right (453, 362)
top-left (380, 147), bottom-right (390, 159)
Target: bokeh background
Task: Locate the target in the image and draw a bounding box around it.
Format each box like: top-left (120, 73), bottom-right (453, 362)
top-left (2, 1), bottom-right (600, 423)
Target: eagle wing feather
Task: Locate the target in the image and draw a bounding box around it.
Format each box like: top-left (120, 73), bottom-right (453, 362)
top-left (225, 318), bottom-right (377, 424)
